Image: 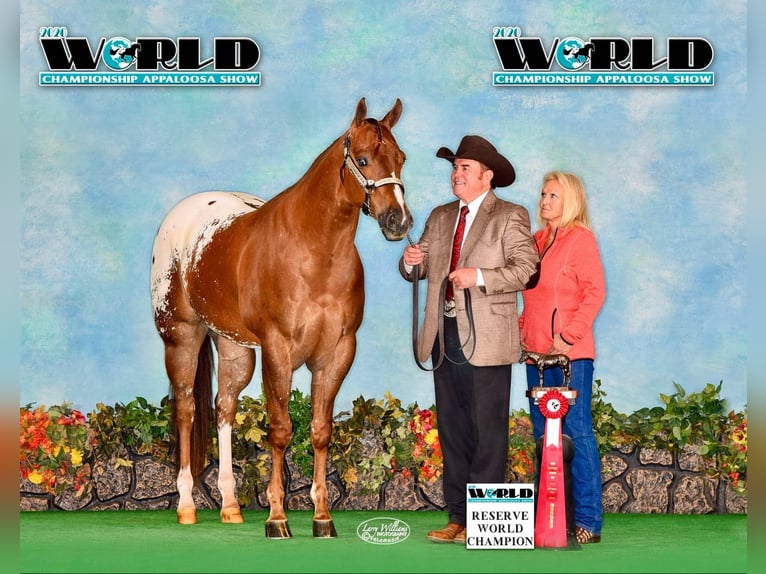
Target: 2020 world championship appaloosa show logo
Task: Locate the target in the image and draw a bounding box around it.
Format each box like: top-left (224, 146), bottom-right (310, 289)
top-left (37, 26), bottom-right (261, 86)
top-left (491, 26), bottom-right (714, 86)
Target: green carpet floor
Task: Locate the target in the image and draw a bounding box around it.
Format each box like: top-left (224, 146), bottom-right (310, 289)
top-left (19, 510), bottom-right (747, 573)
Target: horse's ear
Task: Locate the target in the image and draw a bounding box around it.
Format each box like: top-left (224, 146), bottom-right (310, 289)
top-left (381, 98), bottom-right (402, 129)
top-left (353, 98), bottom-right (367, 127)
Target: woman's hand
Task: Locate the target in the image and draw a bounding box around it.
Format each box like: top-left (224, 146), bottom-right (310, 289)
top-left (547, 333), bottom-right (572, 355)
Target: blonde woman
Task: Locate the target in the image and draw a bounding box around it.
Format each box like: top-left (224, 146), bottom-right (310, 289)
top-left (520, 171), bottom-right (606, 544)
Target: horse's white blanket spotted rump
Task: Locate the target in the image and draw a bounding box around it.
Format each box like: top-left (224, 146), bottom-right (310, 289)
top-left (150, 191), bottom-right (265, 318)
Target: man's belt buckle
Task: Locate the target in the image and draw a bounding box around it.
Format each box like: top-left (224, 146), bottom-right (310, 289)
top-left (444, 300), bottom-right (457, 318)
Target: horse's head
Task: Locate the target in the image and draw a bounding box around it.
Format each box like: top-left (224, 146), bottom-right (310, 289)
top-left (343, 98), bottom-right (413, 241)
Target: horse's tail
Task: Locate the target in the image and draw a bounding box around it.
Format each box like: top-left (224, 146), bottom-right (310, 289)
top-left (171, 334), bottom-right (214, 478)
top-left (191, 335), bottom-right (214, 477)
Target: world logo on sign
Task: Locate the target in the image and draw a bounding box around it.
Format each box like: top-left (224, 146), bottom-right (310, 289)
top-left (491, 26), bottom-right (715, 86)
top-left (37, 26), bottom-right (262, 87)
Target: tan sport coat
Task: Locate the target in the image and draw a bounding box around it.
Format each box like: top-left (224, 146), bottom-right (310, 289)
top-left (400, 191), bottom-right (539, 366)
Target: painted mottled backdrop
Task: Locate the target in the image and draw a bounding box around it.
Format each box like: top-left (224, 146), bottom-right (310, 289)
top-left (20, 1), bottom-right (747, 415)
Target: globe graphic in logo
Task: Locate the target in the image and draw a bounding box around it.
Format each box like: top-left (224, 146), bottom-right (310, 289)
top-left (555, 37), bottom-right (591, 71)
top-left (102, 37), bottom-right (138, 70)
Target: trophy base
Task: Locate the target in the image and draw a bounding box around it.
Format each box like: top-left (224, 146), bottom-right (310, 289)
top-left (526, 387), bottom-right (578, 405)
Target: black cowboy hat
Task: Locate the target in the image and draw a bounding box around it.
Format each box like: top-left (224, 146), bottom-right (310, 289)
top-left (436, 135), bottom-right (516, 187)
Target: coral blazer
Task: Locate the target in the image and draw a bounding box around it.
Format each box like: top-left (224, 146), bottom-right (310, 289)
top-left (520, 225), bottom-right (605, 360)
top-left (400, 191), bottom-right (539, 366)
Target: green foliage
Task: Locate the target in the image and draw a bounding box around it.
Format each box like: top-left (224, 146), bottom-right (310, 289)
top-left (612, 381), bottom-right (747, 493)
top-left (331, 392), bottom-right (417, 493)
top-left (87, 396), bottom-right (173, 462)
top-left (120, 396), bottom-right (174, 454)
top-left (506, 409), bottom-right (535, 482)
top-left (230, 395), bottom-right (269, 507)
top-left (591, 379), bottom-right (634, 454)
top-left (620, 381), bottom-right (726, 449)
top-left (287, 389), bottom-right (315, 477)
top-left (21, 380), bottom-right (748, 499)
top-left (657, 381), bottom-right (726, 449)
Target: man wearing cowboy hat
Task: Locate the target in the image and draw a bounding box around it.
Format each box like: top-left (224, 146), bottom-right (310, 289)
top-left (400, 135), bottom-right (539, 544)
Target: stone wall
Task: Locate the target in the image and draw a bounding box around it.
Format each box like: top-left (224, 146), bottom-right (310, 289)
top-left (20, 445), bottom-right (746, 514)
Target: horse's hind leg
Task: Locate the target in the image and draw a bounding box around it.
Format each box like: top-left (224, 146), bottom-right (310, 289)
top-left (563, 362), bottom-right (572, 386)
top-left (162, 324), bottom-right (209, 525)
top-left (214, 337), bottom-right (255, 524)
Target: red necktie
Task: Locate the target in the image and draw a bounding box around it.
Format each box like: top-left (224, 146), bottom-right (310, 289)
top-left (446, 205), bottom-right (469, 302)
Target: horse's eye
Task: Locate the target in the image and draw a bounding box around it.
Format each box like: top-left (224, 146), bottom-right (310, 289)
top-left (357, 157), bottom-right (368, 168)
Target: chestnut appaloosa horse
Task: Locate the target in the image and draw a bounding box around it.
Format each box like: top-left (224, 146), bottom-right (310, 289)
top-left (150, 98), bottom-right (412, 537)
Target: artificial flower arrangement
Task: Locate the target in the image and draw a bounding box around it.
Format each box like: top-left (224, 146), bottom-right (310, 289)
top-left (20, 404), bottom-right (89, 495)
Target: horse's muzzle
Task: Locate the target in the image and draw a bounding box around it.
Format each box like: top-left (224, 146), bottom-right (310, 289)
top-left (378, 208), bottom-right (413, 241)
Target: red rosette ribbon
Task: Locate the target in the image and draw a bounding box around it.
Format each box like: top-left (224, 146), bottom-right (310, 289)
top-left (538, 390), bottom-right (569, 419)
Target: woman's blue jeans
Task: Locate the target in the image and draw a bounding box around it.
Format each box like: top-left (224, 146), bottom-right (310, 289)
top-left (526, 359), bottom-right (603, 535)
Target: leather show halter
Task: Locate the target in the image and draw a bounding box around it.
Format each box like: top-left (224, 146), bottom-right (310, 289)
top-left (342, 134), bottom-right (405, 217)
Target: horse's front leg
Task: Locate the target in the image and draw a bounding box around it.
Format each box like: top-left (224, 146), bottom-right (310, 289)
top-left (261, 338), bottom-right (294, 538)
top-left (214, 338), bottom-right (255, 524)
top-left (309, 333), bottom-right (356, 538)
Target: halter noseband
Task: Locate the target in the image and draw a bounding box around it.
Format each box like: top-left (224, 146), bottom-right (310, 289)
top-left (343, 134), bottom-right (405, 216)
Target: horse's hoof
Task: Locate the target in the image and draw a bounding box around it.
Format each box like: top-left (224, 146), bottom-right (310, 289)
top-left (177, 508), bottom-right (197, 525)
top-left (221, 508), bottom-right (244, 524)
top-left (265, 520), bottom-right (292, 538)
top-left (313, 519), bottom-right (337, 538)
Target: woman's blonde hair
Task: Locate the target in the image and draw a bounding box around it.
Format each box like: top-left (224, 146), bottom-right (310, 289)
top-left (538, 171), bottom-right (591, 230)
